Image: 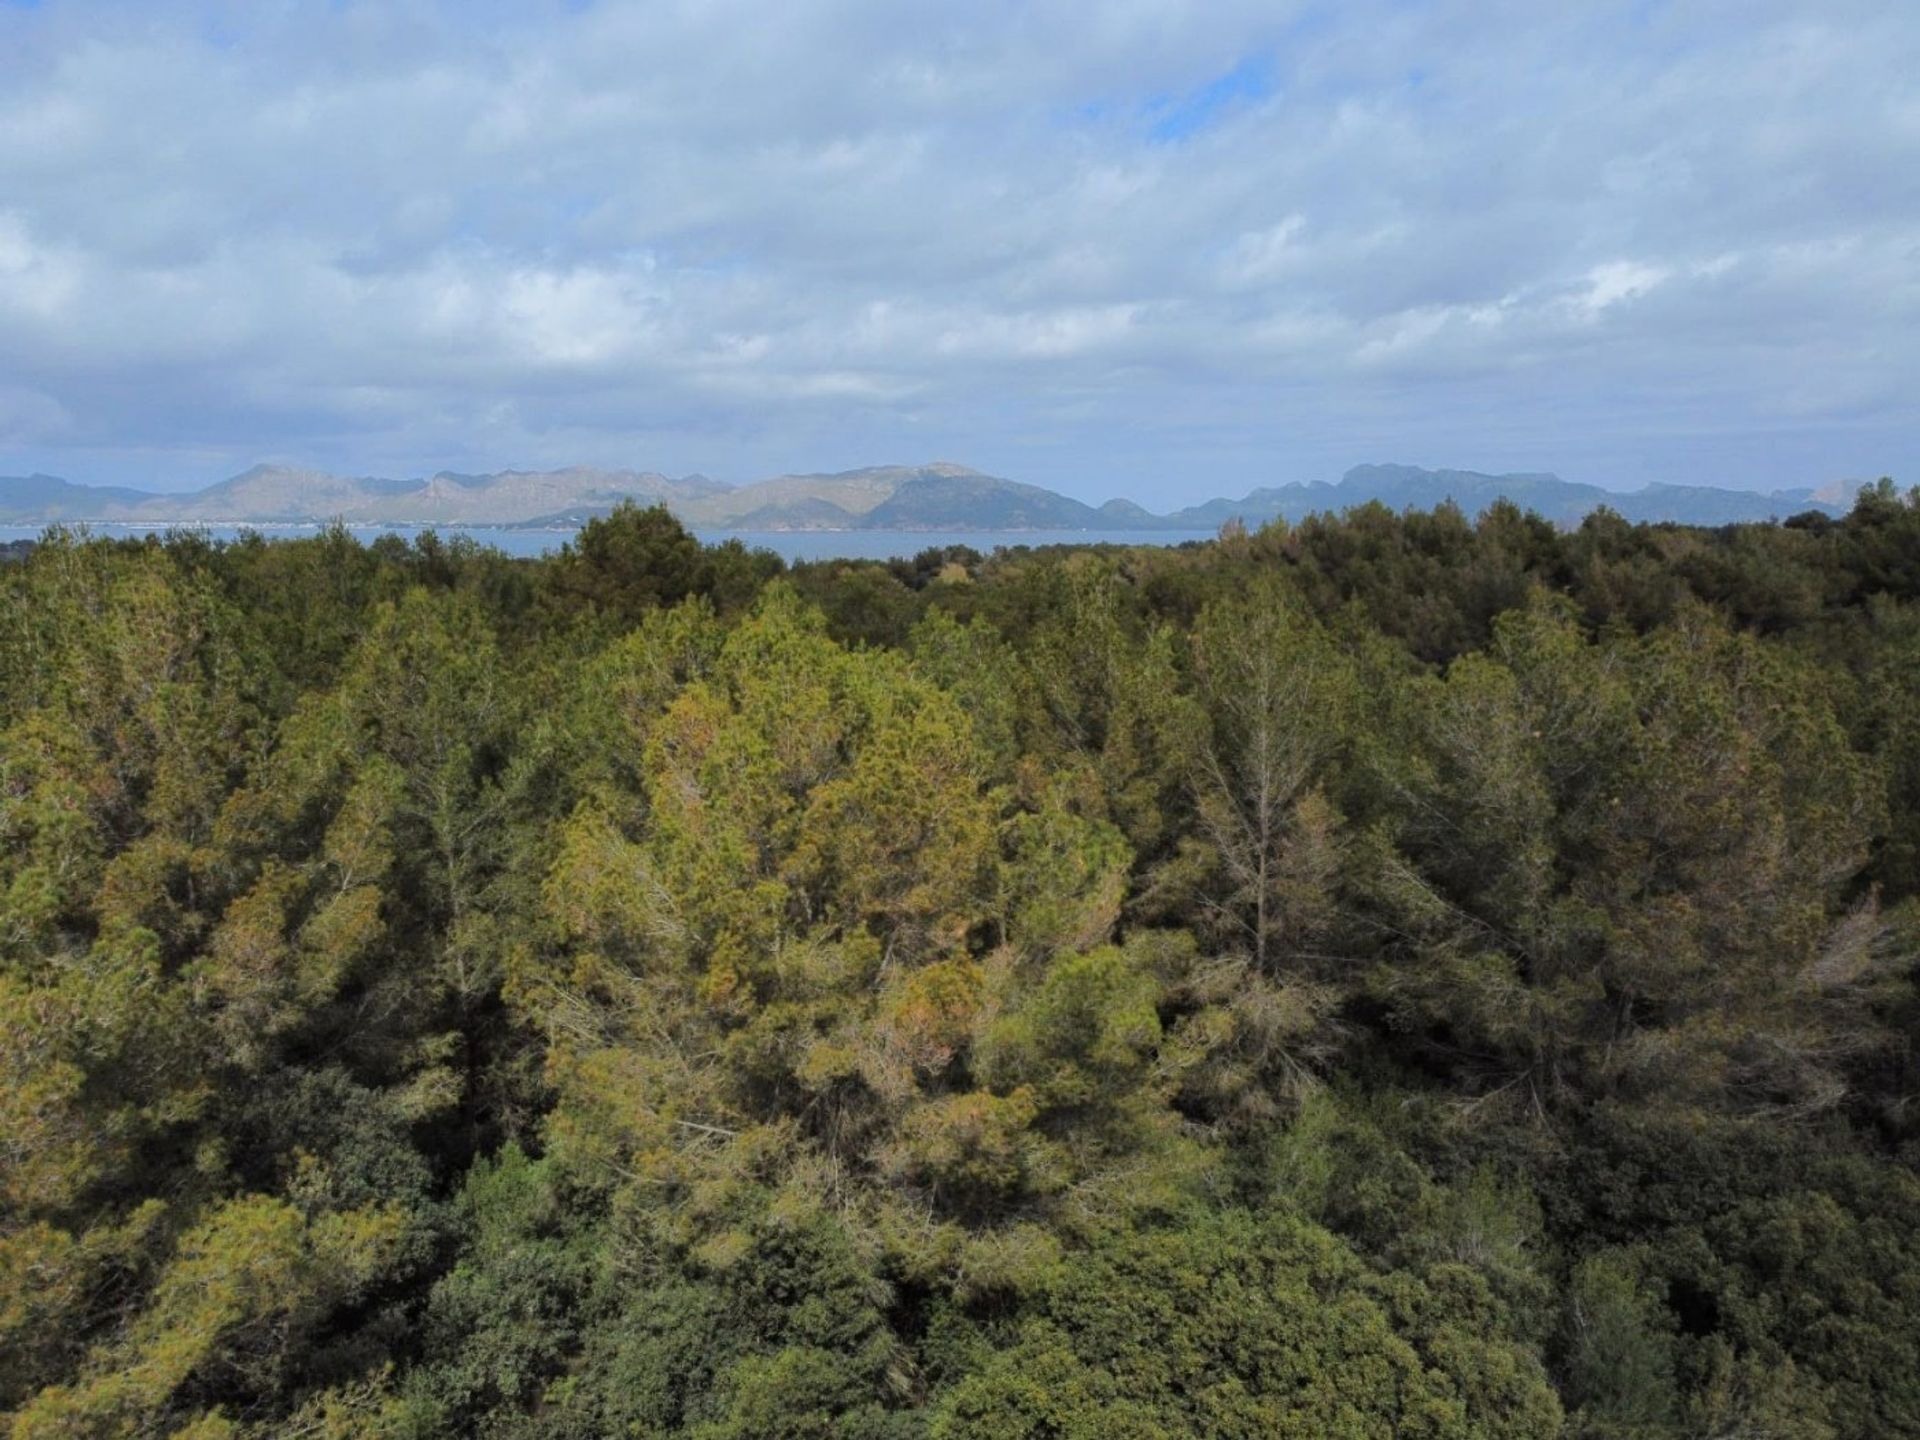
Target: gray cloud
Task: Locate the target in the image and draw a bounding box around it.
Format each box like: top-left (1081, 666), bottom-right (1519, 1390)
top-left (0, 0), bottom-right (1914, 500)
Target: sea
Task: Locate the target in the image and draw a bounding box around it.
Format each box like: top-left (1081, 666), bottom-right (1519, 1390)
top-left (0, 523), bottom-right (1217, 563)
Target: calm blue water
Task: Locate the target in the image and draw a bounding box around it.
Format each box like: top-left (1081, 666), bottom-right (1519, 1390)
top-left (0, 523), bottom-right (1216, 562)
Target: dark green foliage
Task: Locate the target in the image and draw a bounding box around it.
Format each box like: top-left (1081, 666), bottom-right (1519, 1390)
top-left (541, 503), bottom-right (782, 629)
top-left (406, 1146), bottom-right (604, 1434)
top-left (547, 1216), bottom-right (917, 1440)
top-left (931, 1208), bottom-right (1561, 1439)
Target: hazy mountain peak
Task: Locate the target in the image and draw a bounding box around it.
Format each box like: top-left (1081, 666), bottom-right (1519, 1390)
top-left (222, 462), bottom-right (343, 485)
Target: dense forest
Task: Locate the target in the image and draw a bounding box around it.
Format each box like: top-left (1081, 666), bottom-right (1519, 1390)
top-left (2, 485), bottom-right (1917, 1439)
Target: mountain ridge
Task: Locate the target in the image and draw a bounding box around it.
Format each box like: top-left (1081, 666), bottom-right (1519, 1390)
top-left (0, 461), bottom-right (1865, 532)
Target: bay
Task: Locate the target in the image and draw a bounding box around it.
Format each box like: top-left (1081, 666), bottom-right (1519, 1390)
top-left (0, 523), bottom-right (1217, 562)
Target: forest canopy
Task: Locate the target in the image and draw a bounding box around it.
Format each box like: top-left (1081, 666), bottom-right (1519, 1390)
top-left (2, 485), bottom-right (1918, 1439)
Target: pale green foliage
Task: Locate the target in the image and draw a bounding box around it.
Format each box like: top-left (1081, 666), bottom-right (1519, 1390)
top-left (520, 587), bottom-right (1211, 1269)
top-left (1172, 578), bottom-right (1356, 971)
top-left (9, 1195), bottom-right (406, 1439)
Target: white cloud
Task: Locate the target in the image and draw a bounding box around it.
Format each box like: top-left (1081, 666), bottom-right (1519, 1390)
top-left (0, 214), bottom-right (82, 319)
top-left (1222, 215), bottom-right (1307, 288)
top-left (1577, 261), bottom-right (1671, 318)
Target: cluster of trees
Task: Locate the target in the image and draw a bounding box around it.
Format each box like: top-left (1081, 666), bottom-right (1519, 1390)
top-left (1, 484), bottom-right (1917, 1438)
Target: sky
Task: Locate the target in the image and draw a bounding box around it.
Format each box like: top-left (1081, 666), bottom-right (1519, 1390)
top-left (0, 0), bottom-right (1916, 505)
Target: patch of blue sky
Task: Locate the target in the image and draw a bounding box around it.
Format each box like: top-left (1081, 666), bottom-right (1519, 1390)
top-left (1143, 54), bottom-right (1278, 142)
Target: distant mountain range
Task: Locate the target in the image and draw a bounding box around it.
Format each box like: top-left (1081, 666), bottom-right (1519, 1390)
top-left (0, 461), bottom-right (1863, 533)
top-left (1158, 464), bottom-right (1859, 529)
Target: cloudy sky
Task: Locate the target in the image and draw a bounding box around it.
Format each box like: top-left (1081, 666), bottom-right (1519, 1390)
top-left (1, 0), bottom-right (1916, 504)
